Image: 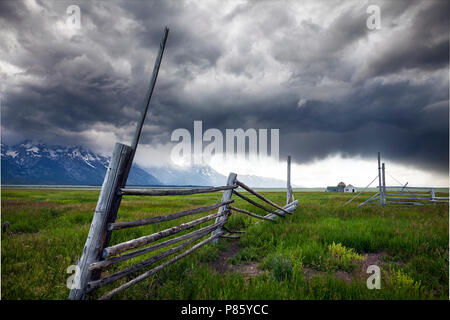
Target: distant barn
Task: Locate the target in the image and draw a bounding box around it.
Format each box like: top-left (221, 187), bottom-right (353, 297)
top-left (326, 182), bottom-right (356, 193)
top-left (344, 184), bottom-right (357, 193)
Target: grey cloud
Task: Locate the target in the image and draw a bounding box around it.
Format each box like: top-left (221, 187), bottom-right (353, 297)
top-left (0, 0), bottom-right (448, 177)
top-left (361, 0), bottom-right (449, 79)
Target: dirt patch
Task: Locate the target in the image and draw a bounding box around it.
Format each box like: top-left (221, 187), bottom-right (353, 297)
top-left (211, 242), bottom-right (389, 283)
top-left (210, 241), bottom-right (267, 278)
top-left (365, 252), bottom-right (386, 265)
top-left (302, 252), bottom-right (388, 284)
top-left (302, 268), bottom-right (352, 284)
top-left (361, 252), bottom-right (387, 273)
top-left (211, 241), bottom-right (240, 274)
top-left (231, 262), bottom-right (267, 278)
top-left (335, 270), bottom-right (352, 284)
top-left (302, 267), bottom-right (326, 280)
top-left (302, 268), bottom-right (351, 284)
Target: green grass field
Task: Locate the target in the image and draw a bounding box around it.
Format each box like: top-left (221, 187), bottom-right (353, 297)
top-left (1, 188), bottom-right (448, 300)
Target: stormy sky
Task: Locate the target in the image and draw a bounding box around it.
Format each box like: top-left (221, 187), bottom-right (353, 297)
top-left (0, 0), bottom-right (448, 186)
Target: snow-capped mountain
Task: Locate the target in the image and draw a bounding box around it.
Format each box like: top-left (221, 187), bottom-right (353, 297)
top-left (144, 165), bottom-right (289, 188)
top-left (234, 174), bottom-right (289, 188)
top-left (1, 141), bottom-right (161, 186)
top-left (1, 141), bottom-right (291, 187)
top-left (145, 165), bottom-right (227, 187)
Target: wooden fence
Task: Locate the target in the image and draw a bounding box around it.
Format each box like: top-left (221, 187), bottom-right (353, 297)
top-left (358, 154), bottom-right (448, 207)
top-left (343, 153), bottom-right (449, 207)
top-left (68, 27), bottom-right (298, 300)
top-left (70, 169), bottom-right (297, 300)
top-left (360, 186), bottom-right (449, 207)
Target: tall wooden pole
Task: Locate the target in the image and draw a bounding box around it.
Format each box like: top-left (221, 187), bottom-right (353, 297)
top-left (69, 27), bottom-right (169, 300)
top-left (103, 27), bottom-right (169, 251)
top-left (378, 152), bottom-right (382, 205)
top-left (123, 27), bottom-right (169, 185)
top-left (287, 156), bottom-right (291, 204)
top-left (382, 163), bottom-right (386, 206)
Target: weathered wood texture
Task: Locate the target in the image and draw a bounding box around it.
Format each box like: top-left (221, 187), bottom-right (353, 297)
top-left (222, 226), bottom-right (245, 234)
top-left (385, 196), bottom-right (431, 200)
top-left (378, 152), bottom-right (383, 205)
top-left (99, 231), bottom-right (224, 300)
top-left (262, 200), bottom-right (298, 221)
top-left (90, 219), bottom-right (227, 271)
top-left (69, 27), bottom-right (170, 300)
top-left (229, 206), bottom-right (275, 221)
top-left (233, 190), bottom-right (284, 217)
top-left (358, 193), bottom-right (381, 207)
top-left (235, 180), bottom-right (290, 215)
top-left (287, 156), bottom-right (292, 204)
top-left (386, 193), bottom-right (431, 196)
top-left (123, 27), bottom-right (169, 184)
top-left (385, 186), bottom-right (440, 189)
top-left (220, 235), bottom-right (241, 239)
top-left (387, 201), bottom-right (425, 205)
top-left (68, 143), bottom-right (132, 300)
top-left (123, 27), bottom-right (169, 187)
top-left (119, 185), bottom-right (237, 196)
top-left (344, 175), bottom-right (380, 207)
top-left (211, 173), bottom-right (237, 243)
top-left (108, 199), bottom-right (233, 231)
top-left (88, 226), bottom-right (216, 293)
top-left (382, 163), bottom-right (386, 206)
top-left (103, 210), bottom-right (226, 258)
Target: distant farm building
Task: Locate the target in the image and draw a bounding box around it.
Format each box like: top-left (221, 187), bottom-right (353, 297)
top-left (326, 182), bottom-right (356, 193)
top-left (344, 184), bottom-right (357, 193)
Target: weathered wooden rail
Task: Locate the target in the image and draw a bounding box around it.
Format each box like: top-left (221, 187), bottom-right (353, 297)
top-left (70, 167), bottom-right (297, 300)
top-left (68, 27), bottom-right (298, 300)
top-left (357, 153), bottom-right (448, 207)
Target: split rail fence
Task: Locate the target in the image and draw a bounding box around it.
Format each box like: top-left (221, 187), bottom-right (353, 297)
top-left (356, 153), bottom-right (449, 207)
top-left (360, 186), bottom-right (449, 207)
top-left (68, 27), bottom-right (298, 300)
top-left (70, 166), bottom-right (297, 300)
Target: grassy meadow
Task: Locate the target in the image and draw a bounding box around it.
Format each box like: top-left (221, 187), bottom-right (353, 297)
top-left (1, 188), bottom-right (448, 300)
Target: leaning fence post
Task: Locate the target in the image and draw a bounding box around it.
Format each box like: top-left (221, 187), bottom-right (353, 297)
top-left (378, 152), bottom-right (383, 205)
top-left (69, 27), bottom-right (169, 300)
top-left (286, 156), bottom-right (292, 204)
top-left (211, 172), bottom-right (237, 244)
top-left (69, 143), bottom-right (132, 300)
top-left (381, 163), bottom-right (386, 206)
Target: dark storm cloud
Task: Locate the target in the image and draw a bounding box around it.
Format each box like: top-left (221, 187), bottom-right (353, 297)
top-left (361, 0), bottom-right (449, 79)
top-left (0, 0), bottom-right (448, 175)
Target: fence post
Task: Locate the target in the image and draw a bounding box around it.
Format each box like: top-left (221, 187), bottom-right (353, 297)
top-left (122, 27), bottom-right (169, 185)
top-left (69, 27), bottom-right (168, 299)
top-left (381, 163), bottom-right (386, 206)
top-left (69, 143), bottom-right (132, 300)
top-left (378, 152), bottom-right (383, 205)
top-left (211, 172), bottom-right (237, 244)
top-left (287, 156), bottom-right (292, 204)
top-left (431, 188), bottom-right (435, 204)
top-left (401, 182), bottom-right (408, 192)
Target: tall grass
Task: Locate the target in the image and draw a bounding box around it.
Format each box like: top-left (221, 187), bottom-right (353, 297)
top-left (1, 188), bottom-right (448, 299)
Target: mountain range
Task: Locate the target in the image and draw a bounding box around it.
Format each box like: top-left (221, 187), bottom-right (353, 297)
top-left (1, 141), bottom-right (289, 188)
top-left (1, 141), bottom-right (160, 186)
